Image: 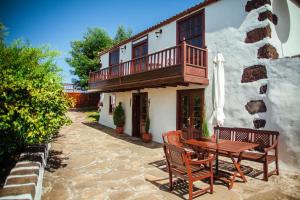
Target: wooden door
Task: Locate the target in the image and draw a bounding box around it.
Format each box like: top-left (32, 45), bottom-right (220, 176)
top-left (132, 93), bottom-right (148, 138)
top-left (177, 89), bottom-right (204, 139)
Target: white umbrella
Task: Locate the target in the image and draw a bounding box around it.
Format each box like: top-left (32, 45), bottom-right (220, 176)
top-left (209, 53), bottom-right (225, 174)
top-left (210, 53), bottom-right (225, 131)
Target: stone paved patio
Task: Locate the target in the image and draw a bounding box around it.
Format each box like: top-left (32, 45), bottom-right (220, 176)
top-left (42, 111), bottom-right (300, 200)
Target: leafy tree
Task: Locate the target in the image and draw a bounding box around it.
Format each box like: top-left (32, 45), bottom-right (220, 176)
top-left (66, 26), bottom-right (132, 89)
top-left (114, 25), bottom-right (132, 44)
top-left (66, 28), bottom-right (114, 89)
top-left (0, 22), bottom-right (7, 44)
top-left (0, 40), bottom-right (71, 163)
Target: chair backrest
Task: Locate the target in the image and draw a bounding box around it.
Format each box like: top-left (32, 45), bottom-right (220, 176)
top-left (163, 143), bottom-right (187, 172)
top-left (162, 130), bottom-right (184, 147)
top-left (214, 127), bottom-right (279, 152)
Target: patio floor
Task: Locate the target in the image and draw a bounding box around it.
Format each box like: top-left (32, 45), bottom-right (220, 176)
top-left (42, 111), bottom-right (300, 200)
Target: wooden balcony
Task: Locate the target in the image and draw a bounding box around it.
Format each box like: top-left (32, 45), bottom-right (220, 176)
top-left (89, 41), bottom-right (208, 92)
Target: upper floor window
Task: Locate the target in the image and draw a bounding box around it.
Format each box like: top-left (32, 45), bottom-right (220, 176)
top-left (109, 49), bottom-right (119, 66)
top-left (132, 40), bottom-right (148, 59)
top-left (178, 10), bottom-right (204, 48)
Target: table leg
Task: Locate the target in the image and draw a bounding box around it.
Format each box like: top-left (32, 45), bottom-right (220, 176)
top-left (228, 152), bottom-right (247, 189)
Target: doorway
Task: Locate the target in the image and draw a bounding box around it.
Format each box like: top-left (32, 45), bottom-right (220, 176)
top-left (132, 92), bottom-right (148, 138)
top-left (177, 89), bottom-right (204, 139)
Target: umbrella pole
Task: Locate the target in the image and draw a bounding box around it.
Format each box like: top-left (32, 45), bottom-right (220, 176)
top-left (216, 125), bottom-right (219, 175)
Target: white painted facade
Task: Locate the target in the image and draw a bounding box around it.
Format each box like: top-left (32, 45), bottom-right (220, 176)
top-left (98, 0), bottom-right (300, 172)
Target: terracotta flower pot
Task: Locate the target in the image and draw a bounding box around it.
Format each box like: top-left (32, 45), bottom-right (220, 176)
top-left (142, 132), bottom-right (152, 143)
top-left (116, 126), bottom-right (124, 134)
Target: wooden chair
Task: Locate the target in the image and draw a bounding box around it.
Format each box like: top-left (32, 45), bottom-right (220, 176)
top-left (162, 130), bottom-right (185, 147)
top-left (163, 143), bottom-right (214, 200)
top-left (162, 130), bottom-right (210, 160)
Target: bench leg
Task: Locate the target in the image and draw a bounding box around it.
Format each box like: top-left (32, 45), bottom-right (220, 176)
top-left (263, 162), bottom-right (268, 181)
top-left (275, 157), bottom-right (279, 175)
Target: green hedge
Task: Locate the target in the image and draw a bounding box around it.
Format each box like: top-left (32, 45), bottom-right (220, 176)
top-left (0, 41), bottom-right (71, 163)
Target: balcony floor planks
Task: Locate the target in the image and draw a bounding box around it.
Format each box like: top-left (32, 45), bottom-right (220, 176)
top-left (89, 65), bottom-right (208, 92)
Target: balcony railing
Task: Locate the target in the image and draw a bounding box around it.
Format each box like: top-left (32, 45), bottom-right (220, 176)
top-left (89, 42), bottom-right (208, 90)
top-left (89, 41), bottom-right (207, 83)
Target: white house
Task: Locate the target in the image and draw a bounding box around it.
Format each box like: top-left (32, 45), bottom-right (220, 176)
top-left (89, 0), bottom-right (300, 171)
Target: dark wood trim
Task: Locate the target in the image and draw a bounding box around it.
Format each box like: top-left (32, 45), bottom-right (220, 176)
top-left (132, 38), bottom-right (148, 60)
top-left (176, 9), bottom-right (206, 48)
top-left (109, 48), bottom-right (120, 66)
top-left (132, 36), bottom-right (148, 47)
top-left (99, 0), bottom-right (218, 56)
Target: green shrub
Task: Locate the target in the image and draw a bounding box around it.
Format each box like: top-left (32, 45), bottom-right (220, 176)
top-left (113, 102), bottom-right (125, 127)
top-left (202, 107), bottom-right (210, 137)
top-left (145, 115), bottom-right (150, 133)
top-left (0, 41), bottom-right (71, 163)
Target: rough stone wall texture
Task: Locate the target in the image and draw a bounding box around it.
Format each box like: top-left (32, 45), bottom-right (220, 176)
top-left (257, 44), bottom-right (279, 59)
top-left (245, 26), bottom-right (271, 43)
top-left (245, 0), bottom-right (271, 12)
top-left (258, 10), bottom-right (278, 25)
top-left (241, 65), bottom-right (268, 83)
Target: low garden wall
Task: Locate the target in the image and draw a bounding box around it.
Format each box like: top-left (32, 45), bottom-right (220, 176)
top-left (0, 144), bottom-right (50, 200)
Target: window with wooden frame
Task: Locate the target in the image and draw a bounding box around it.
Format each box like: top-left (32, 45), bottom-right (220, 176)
top-left (109, 95), bottom-right (116, 114)
top-left (109, 49), bottom-right (119, 66)
top-left (177, 10), bottom-right (205, 48)
top-left (132, 39), bottom-right (148, 71)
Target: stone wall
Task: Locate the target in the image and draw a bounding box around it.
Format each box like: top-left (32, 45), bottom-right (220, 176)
top-left (0, 144), bottom-right (50, 200)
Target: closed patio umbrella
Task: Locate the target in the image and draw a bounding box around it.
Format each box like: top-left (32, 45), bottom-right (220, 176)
top-left (209, 53), bottom-right (225, 174)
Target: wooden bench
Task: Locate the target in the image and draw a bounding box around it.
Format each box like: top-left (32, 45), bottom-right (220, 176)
top-left (214, 127), bottom-right (279, 181)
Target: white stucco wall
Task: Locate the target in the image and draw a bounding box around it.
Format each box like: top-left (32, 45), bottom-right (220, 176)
top-left (271, 0), bottom-right (300, 57)
top-left (99, 93), bottom-right (114, 128)
top-left (119, 41), bottom-right (132, 63)
top-left (265, 57), bottom-right (300, 171)
top-left (148, 21), bottom-right (177, 54)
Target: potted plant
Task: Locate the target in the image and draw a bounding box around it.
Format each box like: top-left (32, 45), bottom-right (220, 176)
top-left (113, 102), bottom-right (125, 134)
top-left (142, 115), bottom-right (152, 143)
top-left (200, 107), bottom-right (212, 142)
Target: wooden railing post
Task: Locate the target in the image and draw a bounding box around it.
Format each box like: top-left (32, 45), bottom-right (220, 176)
top-left (205, 47), bottom-right (208, 78)
top-left (181, 40), bottom-right (187, 76)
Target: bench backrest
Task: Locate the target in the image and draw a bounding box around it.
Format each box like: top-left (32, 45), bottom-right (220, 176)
top-left (214, 127), bottom-right (279, 152)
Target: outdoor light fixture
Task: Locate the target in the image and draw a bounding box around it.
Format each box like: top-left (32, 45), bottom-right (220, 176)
top-left (155, 29), bottom-right (162, 38)
top-left (121, 45), bottom-right (126, 52)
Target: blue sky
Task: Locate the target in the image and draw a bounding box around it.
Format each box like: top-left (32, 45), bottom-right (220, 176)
top-left (0, 0), bottom-right (201, 83)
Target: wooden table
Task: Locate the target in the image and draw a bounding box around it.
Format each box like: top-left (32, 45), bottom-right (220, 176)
top-left (184, 139), bottom-right (259, 189)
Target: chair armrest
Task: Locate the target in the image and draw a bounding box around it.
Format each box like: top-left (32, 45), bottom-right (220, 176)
top-left (189, 155), bottom-right (215, 165)
top-left (264, 140), bottom-right (278, 153)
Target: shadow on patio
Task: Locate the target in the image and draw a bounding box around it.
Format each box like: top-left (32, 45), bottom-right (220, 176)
top-left (82, 121), bottom-right (162, 149)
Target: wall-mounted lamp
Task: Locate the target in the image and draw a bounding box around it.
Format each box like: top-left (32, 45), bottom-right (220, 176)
top-left (121, 45), bottom-right (126, 52)
top-left (155, 29), bottom-right (162, 38)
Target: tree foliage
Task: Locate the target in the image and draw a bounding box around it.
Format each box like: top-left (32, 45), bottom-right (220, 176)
top-left (66, 26), bottom-right (132, 89)
top-left (114, 25), bottom-right (132, 44)
top-left (66, 28), bottom-right (113, 89)
top-left (0, 22), bottom-right (7, 44)
top-left (0, 40), bottom-right (71, 162)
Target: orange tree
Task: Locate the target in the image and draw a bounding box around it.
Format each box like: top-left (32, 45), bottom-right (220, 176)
top-left (0, 40), bottom-right (71, 163)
